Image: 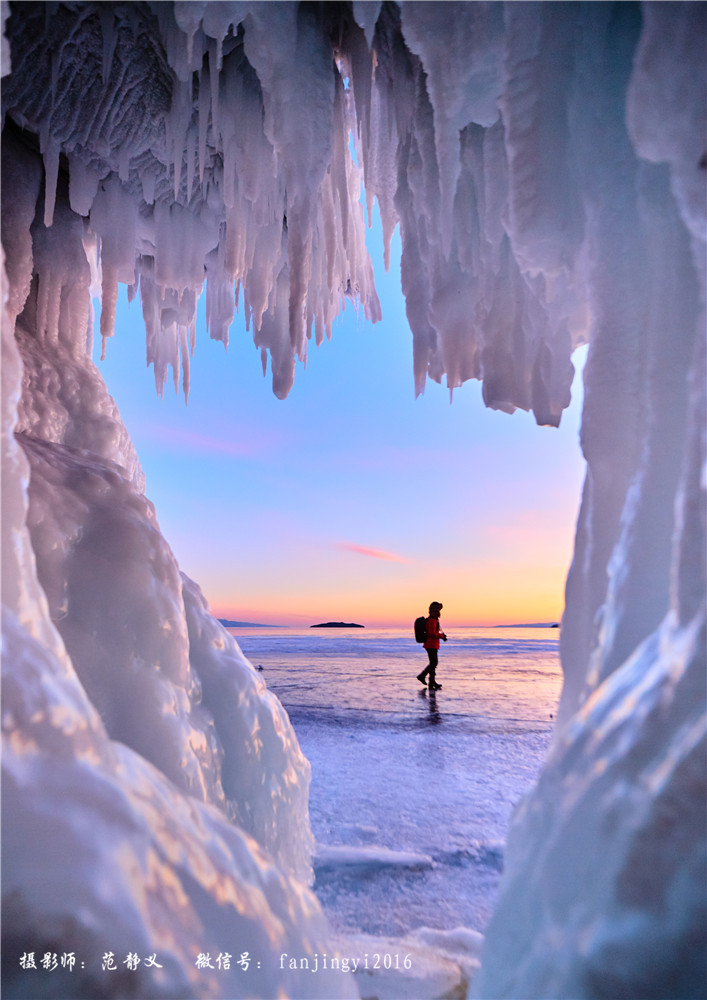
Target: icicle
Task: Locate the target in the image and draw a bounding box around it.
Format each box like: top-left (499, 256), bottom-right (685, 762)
top-left (331, 73), bottom-right (350, 251)
top-left (180, 322), bottom-right (190, 401)
top-left (352, 1), bottom-right (382, 48)
top-left (42, 140), bottom-right (60, 229)
top-left (89, 175), bottom-right (138, 350)
top-left (198, 66), bottom-right (210, 184)
top-left (364, 57), bottom-right (399, 270)
top-left (153, 199), bottom-right (218, 295)
top-left (68, 153), bottom-right (100, 216)
top-left (254, 265), bottom-right (296, 399)
top-left (141, 279), bottom-right (185, 399)
top-left (170, 329), bottom-right (180, 395)
top-left (400, 2), bottom-right (504, 258)
top-left (100, 263), bottom-right (118, 357)
top-left (205, 248), bottom-right (235, 346)
top-left (173, 0), bottom-right (204, 69)
top-left (201, 3), bottom-right (246, 52)
top-left (188, 307), bottom-right (196, 356)
top-left (90, 175), bottom-right (137, 285)
top-left (81, 229), bottom-right (102, 305)
top-left (158, 1), bottom-right (200, 80)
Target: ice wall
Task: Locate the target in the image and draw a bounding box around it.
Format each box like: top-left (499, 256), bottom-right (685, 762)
top-left (2, 141), bottom-right (354, 998)
top-left (2, 2), bottom-right (705, 999)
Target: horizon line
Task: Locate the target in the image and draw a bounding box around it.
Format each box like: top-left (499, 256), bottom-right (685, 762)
top-left (218, 616), bottom-right (561, 629)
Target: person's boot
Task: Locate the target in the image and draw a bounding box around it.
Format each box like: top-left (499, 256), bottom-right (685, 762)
top-left (416, 673), bottom-right (427, 685)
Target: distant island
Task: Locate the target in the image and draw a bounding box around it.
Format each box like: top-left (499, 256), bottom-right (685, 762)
top-left (495, 622), bottom-right (560, 629)
top-left (310, 621), bottom-right (365, 628)
top-left (218, 619), bottom-right (279, 628)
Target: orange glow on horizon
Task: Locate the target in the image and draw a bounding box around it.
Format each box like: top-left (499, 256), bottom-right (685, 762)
top-left (209, 555), bottom-right (569, 628)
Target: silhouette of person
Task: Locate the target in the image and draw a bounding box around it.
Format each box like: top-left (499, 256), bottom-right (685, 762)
top-left (416, 601), bottom-right (447, 690)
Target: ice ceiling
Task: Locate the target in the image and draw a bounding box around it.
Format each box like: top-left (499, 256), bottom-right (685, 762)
top-left (3, 0), bottom-right (600, 420)
top-left (1, 3), bottom-right (705, 999)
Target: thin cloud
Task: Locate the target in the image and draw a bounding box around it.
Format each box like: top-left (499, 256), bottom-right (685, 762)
top-left (141, 422), bottom-right (277, 458)
top-left (339, 542), bottom-right (411, 564)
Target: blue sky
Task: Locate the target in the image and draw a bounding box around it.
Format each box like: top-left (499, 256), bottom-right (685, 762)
top-left (93, 212), bottom-right (587, 627)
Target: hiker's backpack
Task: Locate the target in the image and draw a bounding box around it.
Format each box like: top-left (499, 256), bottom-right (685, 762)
top-left (414, 616), bottom-right (428, 643)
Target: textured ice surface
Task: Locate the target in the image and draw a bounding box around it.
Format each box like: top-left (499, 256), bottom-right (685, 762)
top-left (2, 3), bottom-right (706, 998)
top-left (234, 625), bottom-right (557, 940)
top-left (249, 624), bottom-right (544, 1000)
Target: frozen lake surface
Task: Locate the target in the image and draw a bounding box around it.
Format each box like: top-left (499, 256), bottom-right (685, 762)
top-left (229, 626), bottom-right (562, 938)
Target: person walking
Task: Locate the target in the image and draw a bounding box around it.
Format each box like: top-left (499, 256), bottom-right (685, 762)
top-left (416, 601), bottom-right (447, 690)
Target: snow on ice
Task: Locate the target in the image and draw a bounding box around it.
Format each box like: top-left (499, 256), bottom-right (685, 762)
top-left (1, 3), bottom-right (705, 999)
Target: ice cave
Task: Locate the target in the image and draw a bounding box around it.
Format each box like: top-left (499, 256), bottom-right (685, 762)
top-left (1, 2), bottom-right (705, 998)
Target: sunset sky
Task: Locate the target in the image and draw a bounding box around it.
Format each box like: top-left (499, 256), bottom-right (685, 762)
top-left (94, 214), bottom-right (587, 627)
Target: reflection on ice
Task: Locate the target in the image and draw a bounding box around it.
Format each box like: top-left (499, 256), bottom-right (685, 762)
top-left (423, 688), bottom-right (443, 726)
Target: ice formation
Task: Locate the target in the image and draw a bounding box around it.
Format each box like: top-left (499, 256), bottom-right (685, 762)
top-left (1, 2), bottom-right (705, 999)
